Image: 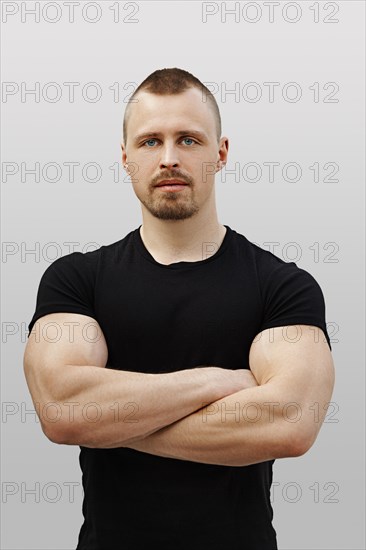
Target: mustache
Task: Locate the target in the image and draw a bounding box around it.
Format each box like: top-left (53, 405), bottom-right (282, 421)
top-left (152, 171), bottom-right (193, 186)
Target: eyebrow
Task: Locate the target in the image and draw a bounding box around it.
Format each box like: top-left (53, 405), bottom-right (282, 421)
top-left (133, 130), bottom-right (208, 144)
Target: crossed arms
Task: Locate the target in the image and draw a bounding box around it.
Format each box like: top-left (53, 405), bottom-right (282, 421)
top-left (24, 314), bottom-right (335, 467)
top-left (123, 324), bottom-right (335, 466)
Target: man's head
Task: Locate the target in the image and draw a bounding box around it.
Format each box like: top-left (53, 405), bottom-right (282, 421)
top-left (123, 67), bottom-right (222, 147)
top-left (121, 67), bottom-right (228, 221)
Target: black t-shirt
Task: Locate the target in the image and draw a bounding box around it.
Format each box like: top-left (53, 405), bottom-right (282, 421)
top-left (27, 224), bottom-right (332, 550)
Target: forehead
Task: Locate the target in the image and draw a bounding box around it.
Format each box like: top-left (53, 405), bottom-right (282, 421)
top-left (127, 87), bottom-right (215, 137)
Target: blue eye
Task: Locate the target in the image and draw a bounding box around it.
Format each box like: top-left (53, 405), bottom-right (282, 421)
top-left (144, 139), bottom-right (157, 147)
top-left (142, 137), bottom-right (197, 147)
top-left (183, 138), bottom-right (195, 145)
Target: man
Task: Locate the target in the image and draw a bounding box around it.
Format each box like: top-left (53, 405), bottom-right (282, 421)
top-left (24, 67), bottom-right (335, 550)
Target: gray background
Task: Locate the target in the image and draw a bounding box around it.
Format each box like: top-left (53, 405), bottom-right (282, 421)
top-left (1, 1), bottom-right (365, 548)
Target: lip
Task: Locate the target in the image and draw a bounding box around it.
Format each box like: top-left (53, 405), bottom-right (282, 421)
top-left (155, 180), bottom-right (188, 187)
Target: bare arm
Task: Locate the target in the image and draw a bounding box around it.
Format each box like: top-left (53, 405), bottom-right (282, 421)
top-left (23, 312), bottom-right (251, 448)
top-left (124, 325), bottom-right (335, 466)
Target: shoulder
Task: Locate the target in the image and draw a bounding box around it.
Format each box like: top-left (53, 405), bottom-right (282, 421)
top-left (230, 227), bottom-right (313, 277)
top-left (42, 229), bottom-right (135, 276)
top-left (230, 226), bottom-right (325, 300)
top-left (41, 249), bottom-right (99, 279)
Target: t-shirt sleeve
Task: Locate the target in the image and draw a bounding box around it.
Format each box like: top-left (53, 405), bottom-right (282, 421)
top-left (27, 252), bottom-right (97, 337)
top-left (258, 261), bottom-right (332, 351)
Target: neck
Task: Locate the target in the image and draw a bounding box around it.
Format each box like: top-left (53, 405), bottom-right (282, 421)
top-left (139, 214), bottom-right (226, 264)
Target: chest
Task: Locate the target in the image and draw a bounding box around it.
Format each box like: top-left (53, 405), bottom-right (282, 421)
top-left (95, 264), bottom-right (263, 373)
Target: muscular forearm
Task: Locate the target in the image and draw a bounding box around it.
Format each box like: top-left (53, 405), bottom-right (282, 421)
top-left (51, 365), bottom-right (249, 449)
top-left (124, 381), bottom-right (304, 466)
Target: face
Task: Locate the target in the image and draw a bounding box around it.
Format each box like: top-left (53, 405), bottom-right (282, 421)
top-left (121, 87), bottom-right (228, 221)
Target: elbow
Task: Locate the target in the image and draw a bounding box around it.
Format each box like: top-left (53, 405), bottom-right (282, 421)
top-left (287, 438), bottom-right (312, 458)
top-left (43, 422), bottom-right (71, 445)
top-left (42, 416), bottom-right (77, 445)
top-left (44, 422), bottom-right (140, 448)
top-left (284, 426), bottom-right (316, 458)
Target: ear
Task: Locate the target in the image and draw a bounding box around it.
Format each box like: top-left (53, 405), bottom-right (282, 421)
top-left (121, 142), bottom-right (127, 166)
top-left (218, 136), bottom-right (229, 163)
top-left (215, 137), bottom-right (229, 172)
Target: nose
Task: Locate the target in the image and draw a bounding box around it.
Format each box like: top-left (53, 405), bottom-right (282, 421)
top-left (159, 144), bottom-right (180, 170)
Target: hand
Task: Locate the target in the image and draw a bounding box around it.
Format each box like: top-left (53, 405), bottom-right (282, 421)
top-left (234, 368), bottom-right (259, 390)
top-left (198, 366), bottom-right (259, 402)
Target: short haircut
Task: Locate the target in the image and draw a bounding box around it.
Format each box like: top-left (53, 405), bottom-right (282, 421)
top-left (122, 67), bottom-right (222, 146)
